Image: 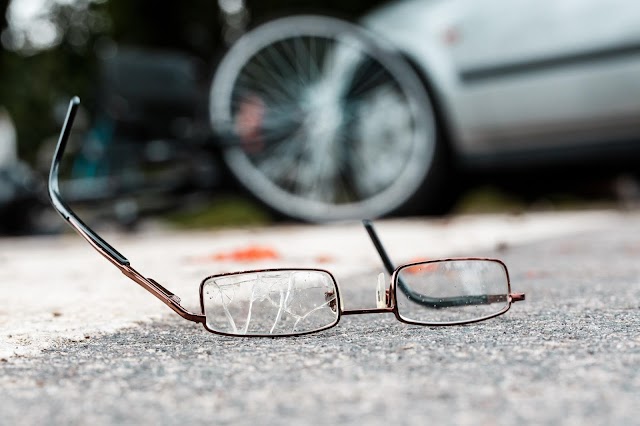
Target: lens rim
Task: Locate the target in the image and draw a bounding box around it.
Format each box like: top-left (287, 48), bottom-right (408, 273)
top-left (390, 257), bottom-right (513, 326)
top-left (198, 268), bottom-right (342, 337)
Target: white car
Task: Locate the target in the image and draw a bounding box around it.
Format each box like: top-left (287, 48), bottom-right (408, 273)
top-left (210, 0), bottom-right (640, 221)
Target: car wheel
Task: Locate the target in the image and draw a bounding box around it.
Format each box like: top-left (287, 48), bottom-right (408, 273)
top-left (210, 15), bottom-right (448, 222)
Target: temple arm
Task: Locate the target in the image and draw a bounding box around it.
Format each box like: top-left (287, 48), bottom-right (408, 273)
top-left (48, 97), bottom-right (204, 323)
top-left (49, 97), bottom-right (129, 265)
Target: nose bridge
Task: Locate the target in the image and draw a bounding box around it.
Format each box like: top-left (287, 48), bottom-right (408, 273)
top-left (341, 272), bottom-right (394, 316)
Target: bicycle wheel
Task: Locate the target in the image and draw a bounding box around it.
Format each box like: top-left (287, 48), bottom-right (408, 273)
top-left (210, 15), bottom-right (441, 222)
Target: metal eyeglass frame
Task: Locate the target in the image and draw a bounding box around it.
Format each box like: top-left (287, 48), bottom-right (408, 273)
top-left (49, 97), bottom-right (525, 337)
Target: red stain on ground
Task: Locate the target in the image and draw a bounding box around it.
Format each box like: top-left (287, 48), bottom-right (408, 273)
top-left (210, 246), bottom-right (281, 262)
top-left (192, 247), bottom-right (334, 264)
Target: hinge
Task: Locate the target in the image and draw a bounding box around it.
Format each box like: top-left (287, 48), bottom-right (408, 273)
top-left (510, 292), bottom-right (526, 303)
top-left (148, 278), bottom-right (181, 305)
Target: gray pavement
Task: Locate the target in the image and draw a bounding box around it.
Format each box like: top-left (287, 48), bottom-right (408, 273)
top-left (0, 212), bottom-right (639, 425)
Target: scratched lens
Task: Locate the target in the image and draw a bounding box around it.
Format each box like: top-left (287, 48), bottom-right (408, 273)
top-left (395, 259), bottom-right (510, 324)
top-left (200, 269), bottom-right (340, 336)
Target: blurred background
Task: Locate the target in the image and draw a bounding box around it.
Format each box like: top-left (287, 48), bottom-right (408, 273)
top-left (2, 0), bottom-right (640, 235)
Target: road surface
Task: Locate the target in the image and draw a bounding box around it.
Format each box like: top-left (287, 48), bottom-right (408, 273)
top-left (0, 211), bottom-right (638, 425)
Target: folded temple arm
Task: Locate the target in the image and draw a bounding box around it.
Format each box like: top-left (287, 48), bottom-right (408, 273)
top-left (48, 97), bottom-right (204, 323)
top-left (362, 220), bottom-right (522, 308)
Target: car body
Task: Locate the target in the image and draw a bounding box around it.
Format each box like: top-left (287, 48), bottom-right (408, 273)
top-left (363, 0), bottom-right (640, 169)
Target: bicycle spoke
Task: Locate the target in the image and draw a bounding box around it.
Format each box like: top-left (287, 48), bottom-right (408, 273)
top-left (236, 66), bottom-right (297, 106)
top-left (348, 65), bottom-right (393, 99)
top-left (263, 41), bottom-right (308, 89)
top-left (254, 137), bottom-right (304, 183)
top-left (248, 52), bottom-right (302, 100)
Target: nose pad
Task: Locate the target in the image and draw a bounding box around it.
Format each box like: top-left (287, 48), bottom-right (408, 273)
top-left (376, 273), bottom-right (387, 308)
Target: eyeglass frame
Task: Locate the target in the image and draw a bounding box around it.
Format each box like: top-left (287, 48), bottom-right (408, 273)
top-left (49, 97), bottom-right (525, 337)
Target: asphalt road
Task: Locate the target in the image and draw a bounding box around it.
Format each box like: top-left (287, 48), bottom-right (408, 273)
top-left (0, 212), bottom-right (638, 425)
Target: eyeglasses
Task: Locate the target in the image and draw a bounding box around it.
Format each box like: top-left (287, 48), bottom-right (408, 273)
top-left (49, 97), bottom-right (525, 337)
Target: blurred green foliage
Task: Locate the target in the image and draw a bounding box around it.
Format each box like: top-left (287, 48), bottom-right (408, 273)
top-left (0, 1), bottom-right (103, 163)
top-left (0, 0), bottom-right (386, 165)
top-left (166, 196), bottom-right (272, 229)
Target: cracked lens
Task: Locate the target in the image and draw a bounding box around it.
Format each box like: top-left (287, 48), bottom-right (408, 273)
top-left (202, 270), bottom-right (339, 335)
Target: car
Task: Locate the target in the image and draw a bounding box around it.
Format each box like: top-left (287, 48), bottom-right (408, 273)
top-left (209, 0), bottom-right (640, 222)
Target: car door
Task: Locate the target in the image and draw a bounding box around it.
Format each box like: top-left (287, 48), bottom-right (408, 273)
top-left (451, 0), bottom-right (640, 157)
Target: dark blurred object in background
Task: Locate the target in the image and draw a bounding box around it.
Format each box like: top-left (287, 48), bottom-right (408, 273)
top-left (0, 107), bottom-right (44, 234)
top-left (53, 46), bottom-right (222, 229)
